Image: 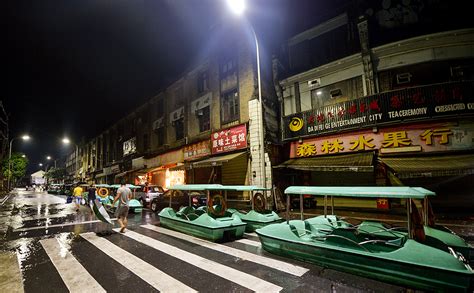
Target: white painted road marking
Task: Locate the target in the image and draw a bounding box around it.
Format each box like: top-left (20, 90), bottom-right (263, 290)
top-left (14, 218), bottom-right (117, 232)
top-left (81, 232), bottom-right (196, 293)
top-left (40, 237), bottom-right (106, 293)
top-left (141, 224), bottom-right (307, 277)
top-left (244, 232), bottom-right (258, 237)
top-left (235, 238), bottom-right (262, 248)
top-left (116, 228), bottom-right (283, 292)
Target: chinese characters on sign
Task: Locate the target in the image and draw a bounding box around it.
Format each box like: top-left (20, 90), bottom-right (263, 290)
top-left (211, 124), bottom-right (247, 154)
top-left (290, 121), bottom-right (474, 158)
top-left (184, 140), bottom-right (211, 160)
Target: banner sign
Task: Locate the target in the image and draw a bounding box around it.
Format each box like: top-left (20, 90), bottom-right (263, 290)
top-left (290, 120), bottom-right (474, 158)
top-left (212, 124), bottom-right (247, 154)
top-left (123, 137), bottom-right (137, 156)
top-left (184, 140), bottom-right (211, 160)
top-left (283, 81), bottom-right (474, 140)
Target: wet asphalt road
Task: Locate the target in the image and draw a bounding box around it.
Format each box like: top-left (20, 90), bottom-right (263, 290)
top-left (0, 189), bottom-right (417, 292)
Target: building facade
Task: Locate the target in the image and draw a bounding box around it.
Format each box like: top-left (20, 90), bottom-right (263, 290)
top-left (274, 6), bottom-right (474, 211)
top-left (67, 24), bottom-right (279, 204)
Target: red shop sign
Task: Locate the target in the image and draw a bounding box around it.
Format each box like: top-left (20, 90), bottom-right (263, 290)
top-left (211, 124), bottom-right (247, 154)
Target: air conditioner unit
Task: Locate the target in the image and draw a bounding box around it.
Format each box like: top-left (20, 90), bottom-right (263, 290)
top-left (308, 78), bottom-right (321, 88)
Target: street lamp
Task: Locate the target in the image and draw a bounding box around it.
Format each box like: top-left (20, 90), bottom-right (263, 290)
top-left (62, 137), bottom-right (78, 179)
top-left (227, 0), bottom-right (266, 191)
top-left (8, 134), bottom-right (31, 190)
top-left (46, 155), bottom-right (56, 168)
top-left (39, 163), bottom-right (43, 167)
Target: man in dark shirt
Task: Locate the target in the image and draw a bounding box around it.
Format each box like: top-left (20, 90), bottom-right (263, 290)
top-left (88, 184), bottom-right (97, 209)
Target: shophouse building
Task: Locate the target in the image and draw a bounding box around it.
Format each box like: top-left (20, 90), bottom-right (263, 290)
top-left (274, 4), bottom-right (474, 211)
top-left (69, 23), bottom-right (279, 204)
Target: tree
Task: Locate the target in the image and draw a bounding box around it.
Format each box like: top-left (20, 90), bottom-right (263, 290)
top-left (44, 167), bottom-right (67, 182)
top-left (1, 153), bottom-right (28, 185)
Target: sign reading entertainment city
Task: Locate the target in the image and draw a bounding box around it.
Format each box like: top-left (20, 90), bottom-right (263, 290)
top-left (211, 124), bottom-right (247, 154)
top-left (283, 81), bottom-right (474, 140)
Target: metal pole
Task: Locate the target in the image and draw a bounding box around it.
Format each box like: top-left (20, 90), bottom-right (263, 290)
top-left (286, 193), bottom-right (290, 224)
top-left (7, 138), bottom-right (14, 190)
top-left (299, 194), bottom-right (304, 221)
top-left (249, 26), bottom-right (266, 198)
top-left (407, 198), bottom-right (412, 239)
top-left (75, 145), bottom-right (78, 181)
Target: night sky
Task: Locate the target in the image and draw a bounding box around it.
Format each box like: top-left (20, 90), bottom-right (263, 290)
top-left (4, 0), bottom-right (350, 171)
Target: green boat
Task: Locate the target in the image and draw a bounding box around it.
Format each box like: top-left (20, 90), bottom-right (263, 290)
top-left (103, 184), bottom-right (143, 213)
top-left (158, 184), bottom-right (246, 242)
top-left (256, 186), bottom-right (474, 291)
top-left (223, 185), bottom-right (283, 232)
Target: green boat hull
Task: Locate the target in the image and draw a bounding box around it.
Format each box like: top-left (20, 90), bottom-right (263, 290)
top-left (257, 221), bottom-right (473, 291)
top-left (227, 209), bottom-right (284, 232)
top-left (159, 207), bottom-right (246, 242)
top-left (358, 220), bottom-right (474, 262)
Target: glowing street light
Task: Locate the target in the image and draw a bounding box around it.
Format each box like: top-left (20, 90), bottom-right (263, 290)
top-left (226, 0), bottom-right (267, 194)
top-left (46, 156), bottom-right (51, 160)
top-left (8, 134), bottom-right (31, 190)
top-left (62, 137), bottom-right (78, 178)
top-left (226, 0), bottom-right (246, 15)
top-left (39, 163), bottom-right (43, 167)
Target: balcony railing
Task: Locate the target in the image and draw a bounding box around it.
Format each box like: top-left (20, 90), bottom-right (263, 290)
top-left (282, 81), bottom-right (474, 140)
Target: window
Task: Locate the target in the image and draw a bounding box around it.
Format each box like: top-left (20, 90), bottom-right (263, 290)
top-left (143, 134), bottom-right (149, 151)
top-left (221, 90), bottom-right (239, 124)
top-left (197, 106), bottom-right (210, 132)
top-left (157, 98), bottom-right (165, 117)
top-left (198, 71), bottom-right (209, 93)
top-left (174, 118), bottom-right (184, 140)
top-left (157, 127), bottom-right (165, 146)
top-left (220, 54), bottom-right (238, 92)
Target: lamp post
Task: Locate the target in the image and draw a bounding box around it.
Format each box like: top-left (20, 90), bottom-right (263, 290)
top-left (7, 135), bottom-right (30, 190)
top-left (62, 137), bottom-right (78, 179)
top-left (227, 0), bottom-right (266, 190)
top-left (46, 155), bottom-right (56, 168)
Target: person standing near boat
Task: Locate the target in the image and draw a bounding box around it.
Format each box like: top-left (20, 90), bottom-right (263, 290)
top-left (88, 184), bottom-right (97, 210)
top-left (73, 184), bottom-right (83, 212)
top-left (113, 183), bottom-right (132, 233)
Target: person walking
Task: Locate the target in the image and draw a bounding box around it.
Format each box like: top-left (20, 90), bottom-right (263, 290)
top-left (88, 184), bottom-right (97, 209)
top-left (113, 183), bottom-right (131, 233)
top-left (73, 184), bottom-right (83, 212)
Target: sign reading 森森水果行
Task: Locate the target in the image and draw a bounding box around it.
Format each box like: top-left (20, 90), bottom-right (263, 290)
top-left (283, 81), bottom-right (474, 140)
top-left (211, 124), bottom-right (247, 154)
top-left (289, 120), bottom-right (474, 158)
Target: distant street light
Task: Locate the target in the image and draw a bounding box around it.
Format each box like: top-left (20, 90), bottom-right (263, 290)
top-left (46, 155), bottom-right (51, 160)
top-left (21, 154), bottom-right (26, 158)
top-left (39, 163), bottom-right (43, 167)
top-left (62, 137), bottom-right (78, 178)
top-left (8, 134), bottom-right (31, 190)
top-left (226, 0), bottom-right (266, 192)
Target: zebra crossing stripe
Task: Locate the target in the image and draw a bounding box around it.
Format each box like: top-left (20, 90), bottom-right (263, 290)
top-left (116, 228), bottom-right (283, 292)
top-left (244, 232), bottom-right (258, 237)
top-left (235, 238), bottom-right (262, 248)
top-left (141, 224), bottom-right (308, 277)
top-left (81, 232), bottom-right (196, 293)
top-left (40, 237), bottom-right (106, 293)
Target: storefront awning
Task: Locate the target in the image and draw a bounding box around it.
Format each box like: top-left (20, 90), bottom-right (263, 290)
top-left (191, 152), bottom-right (247, 169)
top-left (380, 153), bottom-right (474, 179)
top-left (115, 171), bottom-right (129, 178)
top-left (274, 152), bottom-right (374, 172)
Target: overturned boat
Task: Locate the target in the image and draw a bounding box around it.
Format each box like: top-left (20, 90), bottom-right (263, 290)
top-left (256, 186), bottom-right (473, 291)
